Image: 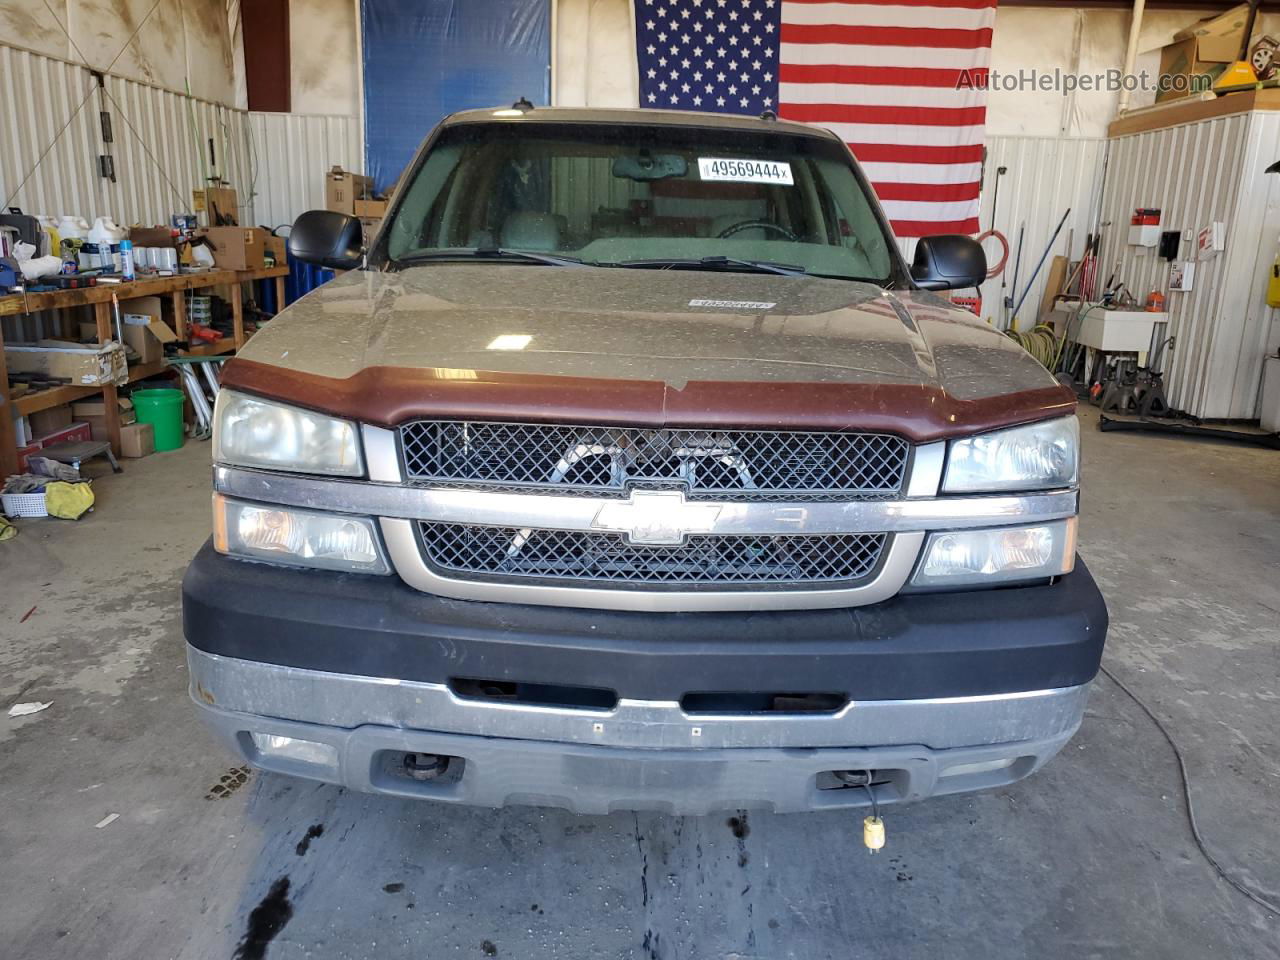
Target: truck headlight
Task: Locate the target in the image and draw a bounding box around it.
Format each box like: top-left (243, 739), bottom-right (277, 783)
top-left (910, 519), bottom-right (1076, 587)
top-left (213, 495), bottom-right (390, 574)
top-left (943, 417), bottom-right (1078, 493)
top-left (213, 390), bottom-right (363, 476)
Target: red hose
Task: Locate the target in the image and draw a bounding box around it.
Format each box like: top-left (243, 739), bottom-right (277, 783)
top-left (975, 229), bottom-right (1010, 279)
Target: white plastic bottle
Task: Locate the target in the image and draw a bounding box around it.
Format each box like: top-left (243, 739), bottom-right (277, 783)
top-left (87, 216), bottom-right (126, 271)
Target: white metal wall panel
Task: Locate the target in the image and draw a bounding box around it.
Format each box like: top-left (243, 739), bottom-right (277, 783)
top-left (0, 43), bottom-right (251, 228)
top-left (888, 135), bottom-right (1106, 333)
top-left (246, 112), bottom-right (362, 230)
top-left (978, 135), bottom-right (1108, 332)
top-left (1098, 112), bottom-right (1275, 419)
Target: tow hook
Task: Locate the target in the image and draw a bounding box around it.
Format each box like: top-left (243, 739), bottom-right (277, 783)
top-left (834, 770), bottom-right (885, 853)
top-left (403, 753), bottom-right (449, 781)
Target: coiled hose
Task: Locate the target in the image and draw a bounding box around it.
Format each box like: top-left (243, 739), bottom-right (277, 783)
top-left (1005, 323), bottom-right (1064, 371)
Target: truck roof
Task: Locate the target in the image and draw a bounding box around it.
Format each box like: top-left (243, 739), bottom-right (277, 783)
top-left (443, 104), bottom-right (837, 140)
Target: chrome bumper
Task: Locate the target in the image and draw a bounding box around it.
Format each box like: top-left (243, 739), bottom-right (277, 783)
top-left (188, 646), bottom-right (1091, 814)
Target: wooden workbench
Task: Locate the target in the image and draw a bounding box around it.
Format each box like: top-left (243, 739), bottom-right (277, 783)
top-left (0, 266), bottom-right (287, 477)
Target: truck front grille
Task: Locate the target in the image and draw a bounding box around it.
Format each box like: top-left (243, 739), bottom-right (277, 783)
top-left (416, 522), bottom-right (888, 588)
top-left (399, 421), bottom-right (909, 501)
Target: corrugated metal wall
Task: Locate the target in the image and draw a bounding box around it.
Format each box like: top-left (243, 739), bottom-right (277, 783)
top-left (245, 112), bottom-right (363, 230)
top-left (978, 135), bottom-right (1108, 332)
top-left (0, 44), bottom-right (251, 227)
top-left (892, 136), bottom-right (1108, 333)
top-left (885, 135), bottom-right (1105, 330)
top-left (1098, 112), bottom-right (1279, 419)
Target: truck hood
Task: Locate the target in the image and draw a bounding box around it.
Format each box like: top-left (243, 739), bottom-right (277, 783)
top-left (227, 264), bottom-right (1073, 441)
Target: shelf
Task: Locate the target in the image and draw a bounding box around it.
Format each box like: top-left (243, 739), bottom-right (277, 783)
top-left (235, 266), bottom-right (289, 281)
top-left (12, 383), bottom-right (101, 416)
top-left (0, 270), bottom-right (239, 317)
top-left (11, 359), bottom-right (175, 416)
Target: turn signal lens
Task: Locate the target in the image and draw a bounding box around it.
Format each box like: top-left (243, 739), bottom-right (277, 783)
top-left (212, 494), bottom-right (389, 574)
top-left (911, 518), bottom-right (1076, 587)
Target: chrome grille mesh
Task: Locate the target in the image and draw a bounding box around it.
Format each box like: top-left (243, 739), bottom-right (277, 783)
top-left (399, 421), bottom-right (909, 500)
top-left (416, 522), bottom-right (887, 587)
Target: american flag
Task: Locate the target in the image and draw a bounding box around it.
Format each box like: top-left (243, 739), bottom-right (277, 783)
top-left (634, 0), bottom-right (996, 237)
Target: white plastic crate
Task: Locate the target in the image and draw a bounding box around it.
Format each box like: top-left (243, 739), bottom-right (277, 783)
top-left (1, 491), bottom-right (48, 518)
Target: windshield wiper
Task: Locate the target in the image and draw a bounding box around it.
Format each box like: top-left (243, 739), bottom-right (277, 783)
top-left (391, 247), bottom-right (586, 269)
top-left (603, 256), bottom-right (806, 277)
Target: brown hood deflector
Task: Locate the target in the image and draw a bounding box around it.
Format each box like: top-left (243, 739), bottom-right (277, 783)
top-left (220, 358), bottom-right (1076, 443)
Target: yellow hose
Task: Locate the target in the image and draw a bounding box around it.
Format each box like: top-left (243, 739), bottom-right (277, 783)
top-left (1005, 324), bottom-right (1061, 369)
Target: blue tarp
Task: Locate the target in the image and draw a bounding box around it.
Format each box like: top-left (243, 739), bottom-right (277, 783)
top-left (360, 0), bottom-right (551, 192)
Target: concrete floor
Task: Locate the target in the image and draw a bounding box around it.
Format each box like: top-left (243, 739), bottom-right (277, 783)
top-left (1, 407), bottom-right (1277, 959)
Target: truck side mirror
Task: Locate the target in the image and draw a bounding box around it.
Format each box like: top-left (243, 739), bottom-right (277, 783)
top-left (289, 210), bottom-right (363, 270)
top-left (910, 234), bottom-right (986, 291)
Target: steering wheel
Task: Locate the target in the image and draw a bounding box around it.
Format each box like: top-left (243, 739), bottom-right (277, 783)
top-left (716, 219), bottom-right (797, 241)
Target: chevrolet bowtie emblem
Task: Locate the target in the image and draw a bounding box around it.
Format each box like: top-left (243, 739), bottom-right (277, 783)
top-left (592, 490), bottom-right (723, 545)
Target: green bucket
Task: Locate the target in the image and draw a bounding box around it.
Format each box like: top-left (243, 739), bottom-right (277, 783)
top-left (132, 388), bottom-right (185, 451)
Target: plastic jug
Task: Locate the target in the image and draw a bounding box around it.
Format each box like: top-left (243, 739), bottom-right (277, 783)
top-left (87, 216), bottom-right (126, 271)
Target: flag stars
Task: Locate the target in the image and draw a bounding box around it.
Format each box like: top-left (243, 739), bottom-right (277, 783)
top-left (693, 95), bottom-right (703, 105)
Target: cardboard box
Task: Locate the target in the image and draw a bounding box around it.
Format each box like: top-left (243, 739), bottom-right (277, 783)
top-left (192, 185), bottom-right (239, 226)
top-left (1157, 4), bottom-right (1251, 102)
top-left (5, 341), bottom-right (128, 386)
top-left (354, 198), bottom-right (388, 219)
top-left (72, 396), bottom-right (135, 419)
top-left (74, 397), bottom-right (136, 441)
top-left (118, 296), bottom-right (178, 363)
top-left (120, 421), bottom-right (155, 458)
top-left (198, 227), bottom-right (266, 271)
top-left (326, 166), bottom-right (373, 215)
top-left (263, 234), bottom-right (287, 267)
top-left (28, 404), bottom-right (73, 438)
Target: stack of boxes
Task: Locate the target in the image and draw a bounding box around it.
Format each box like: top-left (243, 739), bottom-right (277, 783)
top-left (326, 166), bottom-right (384, 244)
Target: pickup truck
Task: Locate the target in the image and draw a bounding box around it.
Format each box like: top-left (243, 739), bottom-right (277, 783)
top-left (183, 105), bottom-right (1107, 816)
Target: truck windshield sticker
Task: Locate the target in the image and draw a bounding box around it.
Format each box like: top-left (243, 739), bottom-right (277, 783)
top-left (698, 158), bottom-right (793, 185)
top-left (688, 299), bottom-right (777, 310)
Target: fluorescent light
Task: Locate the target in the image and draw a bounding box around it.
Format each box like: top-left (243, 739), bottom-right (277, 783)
top-left (486, 334), bottom-right (532, 351)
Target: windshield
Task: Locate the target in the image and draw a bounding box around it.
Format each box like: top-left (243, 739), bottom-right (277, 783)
top-left (377, 120), bottom-right (899, 283)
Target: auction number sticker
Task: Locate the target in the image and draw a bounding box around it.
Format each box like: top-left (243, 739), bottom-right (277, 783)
top-left (698, 157), bottom-right (793, 185)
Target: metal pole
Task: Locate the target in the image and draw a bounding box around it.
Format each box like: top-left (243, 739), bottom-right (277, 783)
top-left (1116, 0), bottom-right (1147, 115)
top-left (1012, 207), bottom-right (1072, 325)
